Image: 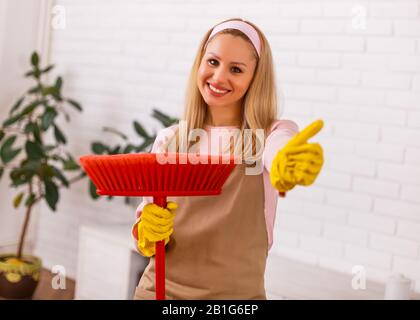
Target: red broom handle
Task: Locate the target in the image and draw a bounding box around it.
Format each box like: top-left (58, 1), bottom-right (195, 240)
top-left (153, 196), bottom-right (167, 300)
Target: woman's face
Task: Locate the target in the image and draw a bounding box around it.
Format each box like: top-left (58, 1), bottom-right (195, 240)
top-left (197, 33), bottom-right (258, 111)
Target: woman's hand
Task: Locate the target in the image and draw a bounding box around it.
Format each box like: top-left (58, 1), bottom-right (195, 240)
top-left (137, 201), bottom-right (178, 257)
top-left (270, 120), bottom-right (324, 193)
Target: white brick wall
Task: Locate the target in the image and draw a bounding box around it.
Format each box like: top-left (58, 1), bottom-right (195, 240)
top-left (0, 0), bottom-right (48, 256)
top-left (35, 0), bottom-right (420, 294)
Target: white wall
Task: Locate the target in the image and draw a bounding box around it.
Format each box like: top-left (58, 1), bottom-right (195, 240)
top-left (0, 0), bottom-right (51, 255)
top-left (33, 0), bottom-right (420, 292)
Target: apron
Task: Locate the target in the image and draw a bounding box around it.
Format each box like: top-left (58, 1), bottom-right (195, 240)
top-left (133, 163), bottom-right (268, 300)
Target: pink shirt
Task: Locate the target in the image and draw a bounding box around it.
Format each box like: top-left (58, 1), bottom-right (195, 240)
top-left (132, 119), bottom-right (299, 250)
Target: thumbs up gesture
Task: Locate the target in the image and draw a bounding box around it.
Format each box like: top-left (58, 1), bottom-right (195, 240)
top-left (270, 120), bottom-right (324, 193)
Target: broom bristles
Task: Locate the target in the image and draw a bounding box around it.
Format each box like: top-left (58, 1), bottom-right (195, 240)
top-left (80, 153), bottom-right (237, 197)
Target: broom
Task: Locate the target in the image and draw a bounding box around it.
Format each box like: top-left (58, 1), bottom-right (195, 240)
top-left (79, 152), bottom-right (237, 300)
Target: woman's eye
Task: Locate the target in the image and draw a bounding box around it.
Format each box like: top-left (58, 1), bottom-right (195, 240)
top-left (232, 66), bottom-right (242, 73)
top-left (207, 59), bottom-right (242, 73)
top-left (208, 59), bottom-right (218, 66)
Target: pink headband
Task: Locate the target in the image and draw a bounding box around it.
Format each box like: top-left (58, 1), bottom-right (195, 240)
top-left (205, 20), bottom-right (261, 57)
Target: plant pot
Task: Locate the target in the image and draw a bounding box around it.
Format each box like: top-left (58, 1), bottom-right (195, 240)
top-left (0, 254), bottom-right (42, 299)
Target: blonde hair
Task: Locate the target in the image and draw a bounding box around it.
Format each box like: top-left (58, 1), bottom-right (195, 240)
top-left (163, 18), bottom-right (278, 163)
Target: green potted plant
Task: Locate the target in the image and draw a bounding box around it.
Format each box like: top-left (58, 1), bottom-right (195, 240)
top-left (0, 51), bottom-right (84, 299)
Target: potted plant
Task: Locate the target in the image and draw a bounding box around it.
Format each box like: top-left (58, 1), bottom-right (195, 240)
top-left (0, 51), bottom-right (84, 299)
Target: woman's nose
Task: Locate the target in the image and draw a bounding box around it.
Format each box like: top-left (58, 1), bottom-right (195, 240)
top-left (212, 67), bottom-right (228, 83)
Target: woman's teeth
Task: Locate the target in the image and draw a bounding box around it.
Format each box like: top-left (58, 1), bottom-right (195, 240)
top-left (208, 83), bottom-right (229, 94)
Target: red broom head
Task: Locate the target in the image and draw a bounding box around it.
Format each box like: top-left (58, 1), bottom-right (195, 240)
top-left (79, 153), bottom-right (237, 197)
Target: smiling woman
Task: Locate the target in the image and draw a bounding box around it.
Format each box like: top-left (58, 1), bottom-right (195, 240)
top-left (132, 17), bottom-right (324, 300)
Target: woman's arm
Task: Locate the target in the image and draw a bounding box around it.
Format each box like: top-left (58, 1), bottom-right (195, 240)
top-left (263, 120), bottom-right (299, 173)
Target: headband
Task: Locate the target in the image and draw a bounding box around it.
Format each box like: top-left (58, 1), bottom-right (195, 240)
top-left (205, 20), bottom-right (261, 57)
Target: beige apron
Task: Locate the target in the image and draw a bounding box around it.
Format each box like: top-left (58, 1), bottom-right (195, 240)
top-left (133, 163), bottom-right (268, 300)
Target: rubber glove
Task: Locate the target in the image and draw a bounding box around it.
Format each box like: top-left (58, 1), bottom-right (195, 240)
top-left (137, 201), bottom-right (178, 257)
top-left (270, 120), bottom-right (324, 193)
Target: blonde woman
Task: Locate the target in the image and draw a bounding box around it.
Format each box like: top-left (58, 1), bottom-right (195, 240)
top-left (132, 18), bottom-right (324, 300)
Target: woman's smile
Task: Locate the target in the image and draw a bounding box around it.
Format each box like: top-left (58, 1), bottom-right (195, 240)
top-left (206, 82), bottom-right (231, 97)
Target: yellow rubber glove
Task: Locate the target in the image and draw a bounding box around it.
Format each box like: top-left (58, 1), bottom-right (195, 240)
top-left (137, 201), bottom-right (178, 257)
top-left (270, 120), bottom-right (324, 193)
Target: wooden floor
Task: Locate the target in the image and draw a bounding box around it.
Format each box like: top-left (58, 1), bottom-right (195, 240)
top-left (1, 268), bottom-right (75, 300)
top-left (33, 268), bottom-right (75, 300)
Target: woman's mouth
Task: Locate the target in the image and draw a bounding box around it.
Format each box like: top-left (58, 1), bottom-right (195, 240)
top-left (206, 82), bottom-right (231, 97)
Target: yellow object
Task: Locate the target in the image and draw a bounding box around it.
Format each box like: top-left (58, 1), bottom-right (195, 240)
top-left (137, 201), bottom-right (178, 257)
top-left (5, 258), bottom-right (25, 266)
top-left (270, 120), bottom-right (324, 193)
top-left (5, 272), bottom-right (21, 283)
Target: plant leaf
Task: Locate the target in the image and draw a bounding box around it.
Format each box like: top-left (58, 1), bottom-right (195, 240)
top-left (63, 158), bottom-right (79, 171)
top-left (44, 179), bottom-right (59, 211)
top-left (41, 107), bottom-right (58, 131)
top-left (26, 69), bottom-right (41, 79)
top-left (91, 142), bottom-right (109, 154)
top-left (39, 163), bottom-right (54, 179)
top-left (123, 144), bottom-right (136, 153)
top-left (89, 180), bottom-right (99, 199)
top-left (102, 127), bottom-right (127, 140)
top-left (135, 139), bottom-right (154, 153)
top-left (53, 125), bottom-right (66, 144)
top-left (41, 64), bottom-right (55, 74)
top-left (41, 86), bottom-right (62, 102)
top-left (31, 52), bottom-right (39, 67)
top-left (152, 109), bottom-right (179, 127)
top-left (24, 122), bottom-right (35, 134)
top-left (0, 135), bottom-right (22, 164)
top-left (13, 192), bottom-right (24, 208)
top-left (21, 159), bottom-right (41, 174)
top-left (66, 99), bottom-right (82, 112)
top-left (63, 109), bottom-right (70, 122)
top-left (24, 193), bottom-right (36, 207)
top-left (2, 113), bottom-right (23, 127)
top-left (9, 167), bottom-right (31, 187)
top-left (24, 122), bottom-right (42, 144)
top-left (1, 148), bottom-right (21, 164)
top-left (41, 86), bottom-right (57, 96)
top-left (3, 100), bottom-right (42, 127)
top-left (27, 85), bottom-right (42, 94)
top-left (63, 161), bottom-right (79, 171)
top-left (33, 122), bottom-right (42, 143)
top-left (133, 121), bottom-right (149, 138)
top-left (9, 97), bottom-right (25, 116)
top-left (110, 146), bottom-right (121, 154)
top-left (0, 130), bottom-right (4, 142)
top-left (25, 141), bottom-right (44, 160)
top-left (52, 166), bottom-right (69, 187)
top-left (1, 135), bottom-right (16, 151)
top-left (24, 70), bottom-right (36, 78)
top-left (55, 76), bottom-right (63, 92)
top-left (43, 145), bottom-right (57, 153)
